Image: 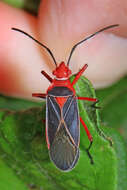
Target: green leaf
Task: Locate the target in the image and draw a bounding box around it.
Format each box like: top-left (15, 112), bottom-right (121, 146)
top-left (0, 76), bottom-right (126, 190)
top-left (102, 126), bottom-right (127, 190)
top-left (0, 159), bottom-right (28, 190)
top-left (96, 77), bottom-right (127, 143)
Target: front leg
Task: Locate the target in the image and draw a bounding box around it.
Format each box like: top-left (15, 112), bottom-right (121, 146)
top-left (71, 64), bottom-right (88, 86)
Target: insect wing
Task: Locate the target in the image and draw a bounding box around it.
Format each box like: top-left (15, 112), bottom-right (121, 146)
top-left (63, 96), bottom-right (80, 146)
top-left (50, 123), bottom-right (79, 171)
top-left (46, 95), bottom-right (61, 145)
top-left (46, 95), bottom-right (80, 171)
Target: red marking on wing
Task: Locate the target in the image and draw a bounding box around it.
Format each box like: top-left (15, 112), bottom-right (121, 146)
top-left (55, 97), bottom-right (68, 108)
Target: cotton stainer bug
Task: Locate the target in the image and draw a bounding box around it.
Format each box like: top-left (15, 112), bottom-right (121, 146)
top-left (12, 24), bottom-right (118, 171)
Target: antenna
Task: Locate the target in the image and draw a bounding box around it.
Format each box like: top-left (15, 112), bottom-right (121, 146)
top-left (12, 28), bottom-right (57, 66)
top-left (67, 24), bottom-right (119, 66)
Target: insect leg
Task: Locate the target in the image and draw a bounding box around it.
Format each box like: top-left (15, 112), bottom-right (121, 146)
top-left (77, 97), bottom-right (97, 102)
top-left (32, 93), bottom-right (46, 99)
top-left (80, 117), bottom-right (94, 164)
top-left (80, 117), bottom-right (92, 141)
top-left (71, 64), bottom-right (88, 86)
top-left (91, 100), bottom-right (101, 109)
top-left (41, 71), bottom-right (53, 83)
top-left (85, 141), bottom-right (94, 164)
top-left (77, 97), bottom-right (100, 109)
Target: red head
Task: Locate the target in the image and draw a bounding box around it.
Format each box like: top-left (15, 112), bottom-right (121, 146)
top-left (52, 62), bottom-right (72, 78)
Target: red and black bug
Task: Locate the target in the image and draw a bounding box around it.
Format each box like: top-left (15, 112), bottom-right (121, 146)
top-left (12, 24), bottom-right (118, 171)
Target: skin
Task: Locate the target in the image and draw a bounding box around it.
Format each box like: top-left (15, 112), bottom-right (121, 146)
top-left (0, 0), bottom-right (127, 99)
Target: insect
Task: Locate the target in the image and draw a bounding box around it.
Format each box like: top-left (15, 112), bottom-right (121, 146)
top-left (12, 24), bottom-right (118, 171)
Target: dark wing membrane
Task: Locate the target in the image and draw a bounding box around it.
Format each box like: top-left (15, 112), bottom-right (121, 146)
top-left (63, 96), bottom-right (79, 146)
top-left (46, 96), bottom-right (61, 145)
top-left (49, 123), bottom-right (79, 171)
